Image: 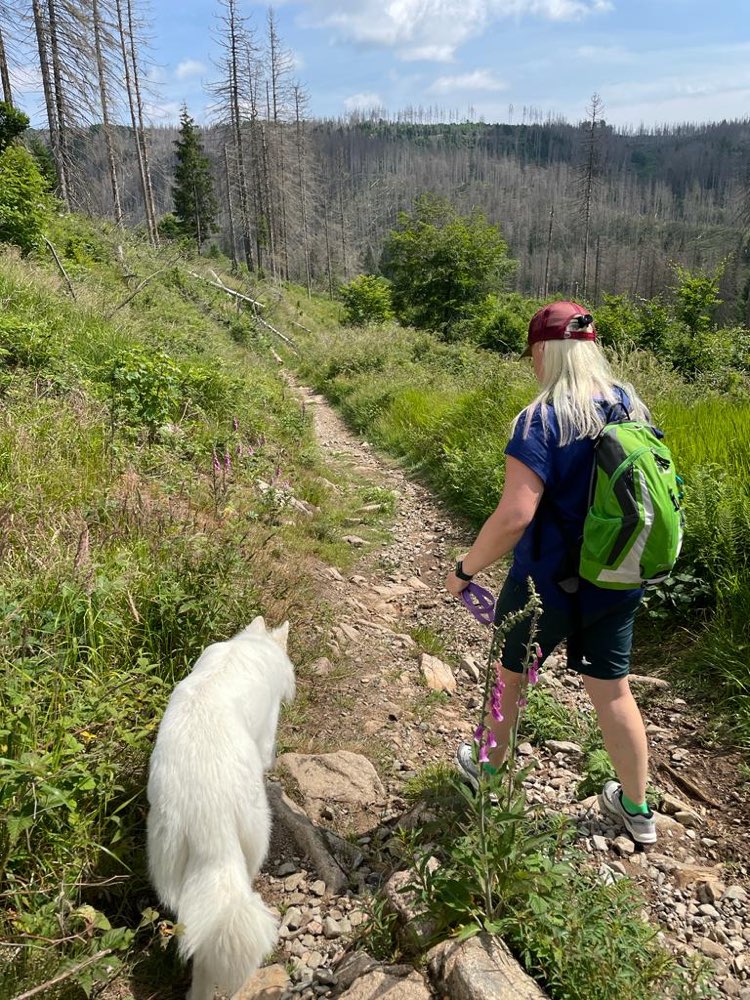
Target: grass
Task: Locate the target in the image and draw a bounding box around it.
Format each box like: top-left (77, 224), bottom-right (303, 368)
top-left (0, 221), bottom-right (394, 998)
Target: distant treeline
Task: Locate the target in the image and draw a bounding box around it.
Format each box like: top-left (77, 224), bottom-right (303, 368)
top-left (29, 114), bottom-right (750, 322)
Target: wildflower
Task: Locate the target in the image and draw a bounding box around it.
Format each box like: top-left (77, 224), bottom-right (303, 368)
top-left (478, 742), bottom-right (490, 764)
top-left (526, 643), bottom-right (542, 685)
top-left (212, 451), bottom-right (221, 475)
top-left (489, 664), bottom-right (505, 722)
top-left (224, 450), bottom-right (232, 472)
top-left (473, 723), bottom-right (485, 744)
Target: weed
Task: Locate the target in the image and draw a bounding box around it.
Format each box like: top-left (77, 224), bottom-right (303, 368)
top-left (410, 624), bottom-right (447, 657)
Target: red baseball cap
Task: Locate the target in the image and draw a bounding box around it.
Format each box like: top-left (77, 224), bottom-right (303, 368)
top-left (521, 301), bottom-right (597, 357)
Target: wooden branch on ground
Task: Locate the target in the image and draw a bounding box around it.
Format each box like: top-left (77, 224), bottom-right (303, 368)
top-left (254, 314), bottom-right (299, 353)
top-left (187, 269), bottom-right (265, 309)
top-left (659, 761), bottom-right (721, 808)
top-left (11, 948), bottom-right (114, 1000)
top-left (186, 270), bottom-right (299, 353)
top-left (42, 236), bottom-right (76, 300)
top-left (105, 265), bottom-right (170, 319)
top-left (288, 318), bottom-right (312, 334)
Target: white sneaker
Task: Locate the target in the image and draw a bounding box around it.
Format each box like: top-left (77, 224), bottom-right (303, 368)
top-left (454, 741), bottom-right (499, 805)
top-left (599, 781), bottom-right (657, 845)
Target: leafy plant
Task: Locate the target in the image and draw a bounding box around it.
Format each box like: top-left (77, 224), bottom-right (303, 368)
top-left (380, 193), bottom-right (516, 334)
top-left (0, 144), bottom-right (50, 253)
top-left (340, 274), bottom-right (394, 326)
top-left (107, 346), bottom-right (183, 438)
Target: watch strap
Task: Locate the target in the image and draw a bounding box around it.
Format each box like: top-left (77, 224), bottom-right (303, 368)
top-left (455, 559), bottom-right (474, 582)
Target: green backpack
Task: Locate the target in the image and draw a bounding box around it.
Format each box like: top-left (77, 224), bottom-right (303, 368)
top-left (579, 419), bottom-right (684, 589)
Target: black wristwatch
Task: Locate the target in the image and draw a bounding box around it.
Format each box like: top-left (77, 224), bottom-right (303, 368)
top-left (455, 559), bottom-right (474, 582)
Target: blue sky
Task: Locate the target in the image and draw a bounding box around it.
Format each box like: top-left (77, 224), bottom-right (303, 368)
top-left (11, 0), bottom-right (750, 129)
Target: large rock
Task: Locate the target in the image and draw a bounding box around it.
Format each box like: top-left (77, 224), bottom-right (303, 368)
top-left (275, 751), bottom-right (387, 833)
top-left (234, 963), bottom-right (290, 999)
top-left (419, 653), bottom-right (456, 694)
top-left (428, 935), bottom-right (548, 999)
top-left (383, 869), bottom-right (439, 954)
top-left (338, 969), bottom-right (432, 999)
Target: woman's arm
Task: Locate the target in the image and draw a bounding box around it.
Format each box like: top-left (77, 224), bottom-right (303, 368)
top-left (445, 455), bottom-right (544, 596)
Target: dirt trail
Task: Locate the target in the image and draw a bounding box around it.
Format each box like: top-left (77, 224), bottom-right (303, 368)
top-left (285, 382), bottom-right (750, 996)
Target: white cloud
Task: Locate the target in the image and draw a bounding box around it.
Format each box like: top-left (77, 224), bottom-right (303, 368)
top-left (429, 69), bottom-right (508, 94)
top-left (175, 59), bottom-right (206, 80)
top-left (299, 0), bottom-right (611, 61)
top-left (144, 99), bottom-right (184, 123)
top-left (343, 91), bottom-right (385, 111)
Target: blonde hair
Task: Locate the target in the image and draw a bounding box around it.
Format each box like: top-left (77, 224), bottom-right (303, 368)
top-left (513, 340), bottom-right (650, 445)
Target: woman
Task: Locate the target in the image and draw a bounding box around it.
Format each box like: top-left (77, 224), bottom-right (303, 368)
top-left (446, 300), bottom-right (656, 845)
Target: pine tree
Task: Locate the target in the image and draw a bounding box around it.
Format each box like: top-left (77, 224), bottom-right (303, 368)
top-left (172, 107), bottom-right (217, 247)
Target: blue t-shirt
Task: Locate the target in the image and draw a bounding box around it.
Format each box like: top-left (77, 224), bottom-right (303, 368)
top-left (505, 388), bottom-right (643, 611)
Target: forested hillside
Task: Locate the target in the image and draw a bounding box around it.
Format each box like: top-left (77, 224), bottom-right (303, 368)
top-left (46, 114), bottom-right (750, 322)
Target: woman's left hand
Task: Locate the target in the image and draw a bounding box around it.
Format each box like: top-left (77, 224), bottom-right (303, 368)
top-left (445, 570), bottom-right (470, 597)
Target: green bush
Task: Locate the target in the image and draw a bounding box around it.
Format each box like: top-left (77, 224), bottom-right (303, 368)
top-left (453, 292), bottom-right (538, 353)
top-left (380, 193), bottom-right (516, 333)
top-left (106, 346), bottom-right (183, 438)
top-left (340, 274), bottom-right (394, 326)
top-left (0, 316), bottom-right (58, 372)
top-left (0, 144), bottom-right (50, 253)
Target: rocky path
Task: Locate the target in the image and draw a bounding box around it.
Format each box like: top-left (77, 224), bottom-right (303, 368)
top-left (252, 384), bottom-right (750, 1000)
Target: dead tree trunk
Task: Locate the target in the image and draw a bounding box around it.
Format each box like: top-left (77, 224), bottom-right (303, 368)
top-left (32, 0), bottom-right (68, 204)
top-left (543, 205), bottom-right (554, 299)
top-left (0, 25), bottom-right (12, 106)
top-left (127, 0), bottom-right (159, 243)
top-left (580, 92), bottom-right (603, 300)
top-left (223, 142), bottom-right (238, 270)
top-left (92, 0), bottom-right (123, 225)
top-left (115, 0), bottom-right (155, 241)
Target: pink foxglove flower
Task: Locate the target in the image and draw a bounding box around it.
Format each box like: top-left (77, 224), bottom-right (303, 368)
top-left (478, 743), bottom-right (490, 764)
top-left (224, 450), bottom-right (232, 472)
top-left (473, 723), bottom-right (485, 745)
top-left (212, 451), bottom-right (221, 474)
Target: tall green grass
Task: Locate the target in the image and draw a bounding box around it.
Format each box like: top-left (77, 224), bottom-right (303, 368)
top-left (0, 224), bottom-right (377, 997)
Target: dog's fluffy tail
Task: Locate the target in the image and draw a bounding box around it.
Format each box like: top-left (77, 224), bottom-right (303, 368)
top-left (177, 852), bottom-right (278, 999)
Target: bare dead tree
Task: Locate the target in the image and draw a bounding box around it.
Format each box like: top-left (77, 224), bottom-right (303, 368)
top-left (0, 21), bottom-right (12, 106)
top-left (127, 0), bottom-right (159, 242)
top-left (543, 204), bottom-right (554, 298)
top-left (579, 92), bottom-right (603, 299)
top-left (293, 83), bottom-right (311, 295)
top-left (114, 0), bottom-right (156, 242)
top-left (223, 142), bottom-right (238, 269)
top-left (31, 0), bottom-right (68, 203)
top-left (92, 0), bottom-right (123, 225)
top-left (215, 0), bottom-right (255, 270)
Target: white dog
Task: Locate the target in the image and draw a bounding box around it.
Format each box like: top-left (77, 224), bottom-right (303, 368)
top-left (147, 617), bottom-right (295, 1000)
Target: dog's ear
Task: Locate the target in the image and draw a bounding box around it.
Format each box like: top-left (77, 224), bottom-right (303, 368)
top-left (244, 615), bottom-right (267, 635)
top-left (270, 620), bottom-right (289, 652)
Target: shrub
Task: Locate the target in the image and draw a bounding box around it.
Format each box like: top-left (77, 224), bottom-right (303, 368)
top-left (0, 144), bottom-right (50, 253)
top-left (0, 316), bottom-right (58, 372)
top-left (340, 274), bottom-right (394, 326)
top-left (107, 346), bottom-right (183, 438)
top-left (0, 101), bottom-right (30, 154)
top-left (453, 292), bottom-right (538, 353)
top-left (380, 193), bottom-right (516, 333)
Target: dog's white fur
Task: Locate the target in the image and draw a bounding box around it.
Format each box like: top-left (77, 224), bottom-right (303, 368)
top-left (146, 616), bottom-right (295, 1000)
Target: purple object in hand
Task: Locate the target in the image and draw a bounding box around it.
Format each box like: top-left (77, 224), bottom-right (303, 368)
top-left (460, 582), bottom-right (496, 626)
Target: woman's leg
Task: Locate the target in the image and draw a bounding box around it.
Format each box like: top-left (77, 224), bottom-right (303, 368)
top-left (483, 579), bottom-right (569, 770)
top-left (485, 665), bottom-right (524, 769)
top-left (581, 674), bottom-right (648, 805)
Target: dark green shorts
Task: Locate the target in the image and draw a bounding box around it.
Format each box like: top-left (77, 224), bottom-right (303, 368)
top-left (494, 577), bottom-right (642, 681)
